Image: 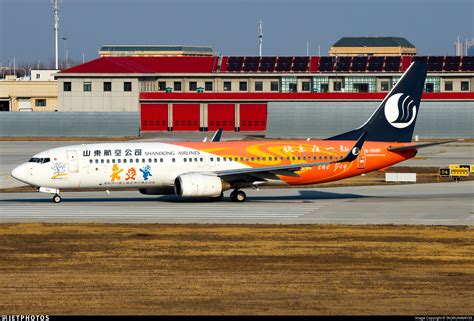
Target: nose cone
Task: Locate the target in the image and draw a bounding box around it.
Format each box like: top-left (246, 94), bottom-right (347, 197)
top-left (11, 164), bottom-right (32, 185)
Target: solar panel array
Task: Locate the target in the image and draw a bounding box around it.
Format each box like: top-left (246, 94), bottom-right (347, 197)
top-left (225, 56), bottom-right (311, 72)
top-left (223, 56), bottom-right (472, 73)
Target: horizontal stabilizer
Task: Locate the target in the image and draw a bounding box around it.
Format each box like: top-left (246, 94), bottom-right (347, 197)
top-left (387, 139), bottom-right (459, 152)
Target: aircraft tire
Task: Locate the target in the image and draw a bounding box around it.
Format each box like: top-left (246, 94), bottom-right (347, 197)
top-left (52, 194), bottom-right (62, 203)
top-left (230, 190), bottom-right (246, 202)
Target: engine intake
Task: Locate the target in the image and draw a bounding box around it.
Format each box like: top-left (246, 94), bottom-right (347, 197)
top-left (174, 173), bottom-right (229, 197)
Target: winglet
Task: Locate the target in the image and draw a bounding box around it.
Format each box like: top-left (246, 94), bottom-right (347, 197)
top-left (337, 131), bottom-right (368, 163)
top-left (210, 128), bottom-right (223, 142)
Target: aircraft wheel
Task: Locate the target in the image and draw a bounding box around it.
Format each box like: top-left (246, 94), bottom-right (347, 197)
top-left (230, 190), bottom-right (246, 202)
top-left (209, 192), bottom-right (224, 202)
top-left (52, 194), bottom-right (62, 204)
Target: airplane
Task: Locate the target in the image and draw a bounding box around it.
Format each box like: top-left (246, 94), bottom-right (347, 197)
top-left (11, 61), bottom-right (456, 203)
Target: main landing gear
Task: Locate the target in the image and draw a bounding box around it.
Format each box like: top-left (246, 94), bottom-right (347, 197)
top-left (52, 194), bottom-right (62, 203)
top-left (230, 189), bottom-right (247, 202)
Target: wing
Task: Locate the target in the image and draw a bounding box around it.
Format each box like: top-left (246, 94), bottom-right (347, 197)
top-left (215, 131), bottom-right (367, 184)
top-left (387, 139), bottom-right (459, 152)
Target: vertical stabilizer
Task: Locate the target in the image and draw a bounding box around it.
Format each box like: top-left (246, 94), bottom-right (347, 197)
top-left (326, 61), bottom-right (427, 142)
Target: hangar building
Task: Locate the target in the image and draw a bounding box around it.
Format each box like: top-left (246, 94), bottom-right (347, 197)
top-left (54, 38), bottom-right (474, 135)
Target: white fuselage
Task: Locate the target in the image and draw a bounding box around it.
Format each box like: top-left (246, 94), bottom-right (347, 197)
top-left (11, 142), bottom-right (250, 190)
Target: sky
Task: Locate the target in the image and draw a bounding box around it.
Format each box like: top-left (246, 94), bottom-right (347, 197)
top-left (0, 0), bottom-right (473, 66)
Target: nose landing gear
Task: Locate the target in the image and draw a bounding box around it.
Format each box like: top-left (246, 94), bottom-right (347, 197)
top-left (38, 187), bottom-right (62, 203)
top-left (230, 189), bottom-right (247, 202)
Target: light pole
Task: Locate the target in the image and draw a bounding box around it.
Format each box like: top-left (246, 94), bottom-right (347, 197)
top-left (62, 37), bottom-right (68, 68)
top-left (53, 0), bottom-right (59, 69)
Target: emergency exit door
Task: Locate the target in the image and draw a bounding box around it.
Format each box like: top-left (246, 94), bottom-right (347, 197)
top-left (357, 148), bottom-right (366, 169)
top-left (67, 150), bottom-right (79, 172)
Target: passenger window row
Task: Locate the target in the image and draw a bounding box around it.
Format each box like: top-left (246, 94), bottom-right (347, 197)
top-left (88, 155), bottom-right (342, 165)
top-left (89, 158), bottom-right (164, 164)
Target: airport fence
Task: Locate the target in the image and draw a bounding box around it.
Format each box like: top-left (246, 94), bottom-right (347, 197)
top-left (266, 101), bottom-right (474, 139)
top-left (0, 112), bottom-right (140, 137)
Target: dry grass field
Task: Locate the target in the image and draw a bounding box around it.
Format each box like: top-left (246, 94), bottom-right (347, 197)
top-left (0, 224), bottom-right (473, 315)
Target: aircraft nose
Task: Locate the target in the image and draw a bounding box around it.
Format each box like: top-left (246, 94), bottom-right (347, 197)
top-left (11, 163), bottom-right (32, 185)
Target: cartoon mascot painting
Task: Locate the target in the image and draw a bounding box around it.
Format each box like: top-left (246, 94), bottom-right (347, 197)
top-left (140, 165), bottom-right (152, 181)
top-left (110, 164), bottom-right (123, 181)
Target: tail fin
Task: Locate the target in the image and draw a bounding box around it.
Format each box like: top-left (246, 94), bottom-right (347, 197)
top-left (326, 61), bottom-right (427, 142)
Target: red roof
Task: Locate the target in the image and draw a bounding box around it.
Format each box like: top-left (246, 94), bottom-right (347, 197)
top-left (59, 56), bottom-right (219, 74)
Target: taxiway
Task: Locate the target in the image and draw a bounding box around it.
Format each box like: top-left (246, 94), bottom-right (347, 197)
top-left (1, 181), bottom-right (472, 225)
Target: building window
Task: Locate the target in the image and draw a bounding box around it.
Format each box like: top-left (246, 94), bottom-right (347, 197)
top-left (174, 81), bottom-right (182, 91)
top-left (425, 83), bottom-right (434, 92)
top-left (444, 81), bottom-right (453, 91)
top-left (461, 81), bottom-right (469, 91)
top-left (289, 83), bottom-right (297, 92)
top-left (63, 82), bottom-right (72, 92)
top-left (381, 81), bottom-right (389, 92)
top-left (423, 76), bottom-right (440, 92)
top-left (255, 81), bottom-right (263, 91)
top-left (344, 76), bottom-right (375, 93)
top-left (239, 81), bottom-right (247, 91)
top-left (223, 81), bottom-right (232, 91)
top-left (35, 99), bottom-right (46, 107)
top-left (270, 81), bottom-right (279, 92)
top-left (83, 82), bottom-right (92, 92)
top-left (205, 81), bottom-right (213, 91)
top-left (124, 82), bottom-right (132, 92)
top-left (353, 83), bottom-right (369, 93)
top-left (189, 81), bottom-right (197, 91)
top-left (302, 81), bottom-right (310, 92)
top-left (158, 81), bottom-right (166, 91)
top-left (36, 74), bottom-right (41, 80)
top-left (104, 82), bottom-right (112, 92)
top-left (333, 81), bottom-right (342, 92)
top-left (282, 77), bottom-right (297, 92)
top-left (312, 77), bottom-right (329, 93)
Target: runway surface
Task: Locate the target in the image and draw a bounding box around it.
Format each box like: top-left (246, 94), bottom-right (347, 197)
top-left (1, 181), bottom-right (473, 225)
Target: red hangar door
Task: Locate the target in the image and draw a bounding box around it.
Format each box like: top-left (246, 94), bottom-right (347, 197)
top-left (172, 103), bottom-right (200, 131)
top-left (239, 103), bottom-right (267, 131)
top-left (208, 104), bottom-right (235, 131)
top-left (141, 104), bottom-right (168, 131)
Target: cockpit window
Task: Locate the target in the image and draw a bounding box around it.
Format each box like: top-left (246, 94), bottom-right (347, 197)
top-left (28, 157), bottom-right (50, 164)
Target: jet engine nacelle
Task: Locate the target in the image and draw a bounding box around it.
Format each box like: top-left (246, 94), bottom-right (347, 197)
top-left (174, 173), bottom-right (229, 197)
